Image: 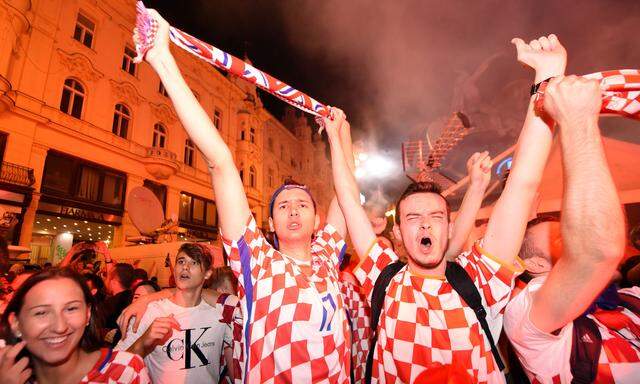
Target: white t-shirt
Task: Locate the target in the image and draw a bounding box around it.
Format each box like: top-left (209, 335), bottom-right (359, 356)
top-left (504, 277), bottom-right (640, 384)
top-left (116, 297), bottom-right (233, 384)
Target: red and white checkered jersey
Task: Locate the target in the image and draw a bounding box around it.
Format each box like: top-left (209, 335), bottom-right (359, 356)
top-left (354, 240), bottom-right (523, 383)
top-left (81, 348), bottom-right (150, 384)
top-left (223, 215), bottom-right (351, 383)
top-left (340, 272), bottom-right (371, 384)
top-left (216, 293), bottom-right (244, 384)
top-left (504, 278), bottom-right (640, 383)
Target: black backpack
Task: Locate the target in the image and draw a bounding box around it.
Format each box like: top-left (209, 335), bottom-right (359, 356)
top-left (364, 261), bottom-right (505, 383)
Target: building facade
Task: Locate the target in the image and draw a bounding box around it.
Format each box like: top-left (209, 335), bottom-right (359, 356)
top-left (0, 0), bottom-right (333, 263)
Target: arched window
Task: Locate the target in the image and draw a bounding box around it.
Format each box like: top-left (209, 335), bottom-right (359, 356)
top-left (60, 78), bottom-right (85, 118)
top-left (249, 127), bottom-right (256, 143)
top-left (112, 103), bottom-right (130, 138)
top-left (153, 123), bottom-right (167, 148)
top-left (184, 139), bottom-right (195, 166)
top-left (249, 166), bottom-right (257, 188)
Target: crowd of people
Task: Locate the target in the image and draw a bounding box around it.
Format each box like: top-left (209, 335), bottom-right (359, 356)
top-left (0, 8), bottom-right (639, 384)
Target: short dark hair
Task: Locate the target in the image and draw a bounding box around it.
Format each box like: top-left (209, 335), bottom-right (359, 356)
top-left (133, 279), bottom-right (161, 293)
top-left (519, 215), bottom-right (560, 260)
top-left (0, 268), bottom-right (102, 352)
top-left (111, 263), bottom-right (135, 290)
top-left (394, 182), bottom-right (450, 224)
top-left (177, 243), bottom-right (212, 272)
top-left (133, 268), bottom-right (148, 282)
top-left (209, 266), bottom-right (238, 292)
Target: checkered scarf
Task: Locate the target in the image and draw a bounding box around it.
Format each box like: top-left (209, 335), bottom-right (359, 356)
top-left (535, 70), bottom-right (640, 120)
top-left (133, 1), bottom-right (330, 122)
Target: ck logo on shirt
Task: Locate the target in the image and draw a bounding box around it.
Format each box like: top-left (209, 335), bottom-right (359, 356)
top-left (319, 293), bottom-right (337, 332)
top-left (163, 327), bottom-right (215, 369)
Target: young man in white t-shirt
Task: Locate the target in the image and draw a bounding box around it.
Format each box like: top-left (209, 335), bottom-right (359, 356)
top-left (116, 243), bottom-right (236, 384)
top-left (503, 75), bottom-right (635, 381)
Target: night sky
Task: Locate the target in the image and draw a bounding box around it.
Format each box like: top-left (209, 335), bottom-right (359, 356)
top-left (145, 0), bottom-right (640, 203)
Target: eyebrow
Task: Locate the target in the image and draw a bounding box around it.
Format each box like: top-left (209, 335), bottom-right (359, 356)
top-left (277, 198), bottom-right (312, 205)
top-left (27, 300), bottom-right (83, 311)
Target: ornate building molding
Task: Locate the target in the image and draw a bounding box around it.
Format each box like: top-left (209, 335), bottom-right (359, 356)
top-left (56, 49), bottom-right (103, 82)
top-left (109, 79), bottom-right (145, 106)
top-left (149, 102), bottom-right (177, 124)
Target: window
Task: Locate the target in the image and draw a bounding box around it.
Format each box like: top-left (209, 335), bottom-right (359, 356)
top-left (60, 78), bottom-right (85, 118)
top-left (249, 166), bottom-right (256, 188)
top-left (184, 139), bottom-right (195, 166)
top-left (268, 168), bottom-right (274, 187)
top-left (249, 127), bottom-right (256, 143)
top-left (41, 151), bottom-right (127, 209)
top-left (73, 12), bottom-right (95, 48)
top-left (267, 137), bottom-right (274, 152)
top-left (240, 128), bottom-right (246, 141)
top-left (158, 82), bottom-right (168, 97)
top-left (153, 123), bottom-right (167, 148)
top-left (213, 109), bottom-right (222, 130)
top-left (239, 163), bottom-right (244, 184)
top-left (121, 46), bottom-right (137, 76)
top-left (112, 103), bottom-right (130, 139)
top-left (179, 192), bottom-right (216, 227)
top-left (144, 180), bottom-right (167, 210)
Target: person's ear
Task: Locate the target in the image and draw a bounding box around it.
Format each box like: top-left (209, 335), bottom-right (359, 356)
top-left (393, 223), bottom-right (402, 243)
top-left (314, 214), bottom-right (321, 231)
top-left (523, 256), bottom-right (552, 274)
top-left (268, 217), bottom-right (275, 232)
top-left (8, 312), bottom-right (21, 338)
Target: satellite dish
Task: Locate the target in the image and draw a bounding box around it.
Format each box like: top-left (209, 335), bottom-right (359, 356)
top-left (126, 186), bottom-right (164, 236)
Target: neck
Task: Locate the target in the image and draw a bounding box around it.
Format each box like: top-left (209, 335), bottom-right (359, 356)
top-left (407, 256), bottom-right (447, 278)
top-left (172, 285), bottom-right (203, 307)
top-left (278, 238), bottom-right (312, 261)
top-left (33, 349), bottom-right (88, 384)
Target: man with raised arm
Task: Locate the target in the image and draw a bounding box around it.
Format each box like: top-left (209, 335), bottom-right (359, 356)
top-left (126, 9), bottom-right (358, 383)
top-left (503, 75), bottom-right (634, 382)
top-left (323, 34), bottom-right (563, 383)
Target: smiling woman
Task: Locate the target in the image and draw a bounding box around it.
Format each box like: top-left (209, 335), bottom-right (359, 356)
top-left (0, 268), bottom-right (150, 384)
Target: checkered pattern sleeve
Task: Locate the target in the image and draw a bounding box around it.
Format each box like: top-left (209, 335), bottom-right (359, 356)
top-left (354, 240), bottom-right (399, 305)
top-left (340, 277), bottom-right (371, 384)
top-left (456, 240), bottom-right (524, 318)
top-left (221, 214), bottom-right (273, 289)
top-left (217, 294), bottom-right (244, 384)
top-left (81, 349), bottom-right (151, 384)
top-left (314, 223), bottom-right (347, 270)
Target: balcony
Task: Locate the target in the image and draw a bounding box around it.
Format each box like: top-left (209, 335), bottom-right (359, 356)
top-left (0, 161), bottom-right (35, 187)
top-left (142, 147), bottom-right (180, 180)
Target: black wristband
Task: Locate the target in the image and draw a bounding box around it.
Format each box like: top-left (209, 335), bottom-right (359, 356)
top-left (530, 77), bottom-right (553, 95)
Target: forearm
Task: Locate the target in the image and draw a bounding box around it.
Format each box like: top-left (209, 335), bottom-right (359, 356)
top-left (149, 51), bottom-right (250, 238)
top-left (446, 182), bottom-right (487, 259)
top-left (126, 338), bottom-right (150, 358)
top-left (326, 121), bottom-right (357, 236)
top-left (327, 131), bottom-right (376, 257)
top-left (559, 119), bottom-right (624, 263)
top-left (484, 96), bottom-right (554, 262)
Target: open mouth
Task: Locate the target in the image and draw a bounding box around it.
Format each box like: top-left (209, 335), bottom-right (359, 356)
top-left (179, 273), bottom-right (190, 280)
top-left (287, 222), bottom-right (301, 230)
top-left (419, 236), bottom-right (432, 253)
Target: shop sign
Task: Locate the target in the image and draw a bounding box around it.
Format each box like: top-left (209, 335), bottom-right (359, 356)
top-left (38, 202), bottom-right (122, 224)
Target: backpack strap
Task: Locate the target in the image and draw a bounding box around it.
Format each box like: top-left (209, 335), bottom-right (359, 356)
top-left (570, 315), bottom-right (602, 384)
top-left (618, 291), bottom-right (640, 315)
top-left (365, 261), bottom-right (406, 384)
top-left (445, 261), bottom-right (505, 371)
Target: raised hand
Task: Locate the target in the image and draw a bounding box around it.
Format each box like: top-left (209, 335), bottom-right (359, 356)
top-left (322, 106), bottom-right (347, 139)
top-left (143, 9), bottom-right (172, 64)
top-left (467, 151), bottom-right (492, 190)
top-left (542, 75), bottom-right (602, 126)
top-left (511, 34), bottom-right (566, 83)
top-left (0, 341), bottom-right (31, 384)
top-left (140, 315), bottom-right (181, 353)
